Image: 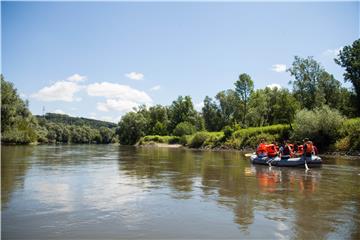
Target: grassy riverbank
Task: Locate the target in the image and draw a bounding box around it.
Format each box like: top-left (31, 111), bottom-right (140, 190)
top-left (139, 119), bottom-right (360, 155)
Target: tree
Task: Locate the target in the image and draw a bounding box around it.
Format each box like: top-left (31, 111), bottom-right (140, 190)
top-left (117, 112), bottom-right (147, 145)
top-left (173, 122), bottom-right (196, 136)
top-left (168, 96), bottom-right (197, 133)
top-left (99, 127), bottom-right (114, 144)
top-left (202, 96), bottom-right (223, 131)
top-left (1, 76), bottom-right (38, 144)
top-left (234, 73), bottom-right (254, 125)
top-left (335, 39), bottom-right (360, 115)
top-left (288, 56), bottom-right (342, 110)
top-left (215, 90), bottom-right (242, 127)
top-left (148, 105), bottom-right (169, 135)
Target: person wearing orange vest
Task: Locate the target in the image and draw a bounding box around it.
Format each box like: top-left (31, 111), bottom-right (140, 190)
top-left (266, 143), bottom-right (277, 158)
top-left (256, 139), bottom-right (267, 157)
top-left (303, 138), bottom-right (314, 157)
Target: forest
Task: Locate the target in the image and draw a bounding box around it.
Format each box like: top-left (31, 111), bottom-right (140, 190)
top-left (1, 39), bottom-right (360, 153)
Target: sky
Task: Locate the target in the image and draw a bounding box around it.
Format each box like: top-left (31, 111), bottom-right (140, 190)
top-left (2, 2), bottom-right (359, 123)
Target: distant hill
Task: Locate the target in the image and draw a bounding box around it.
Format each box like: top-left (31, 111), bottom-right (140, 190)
top-left (35, 113), bottom-right (117, 129)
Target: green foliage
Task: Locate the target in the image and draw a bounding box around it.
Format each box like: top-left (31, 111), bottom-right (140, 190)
top-left (202, 96), bottom-right (224, 131)
top-left (1, 76), bottom-right (38, 144)
top-left (288, 56), bottom-right (342, 110)
top-left (117, 112), bottom-right (147, 145)
top-left (234, 73), bottom-right (254, 124)
top-left (293, 106), bottom-right (344, 148)
top-left (168, 96), bottom-right (198, 132)
top-left (336, 118), bottom-right (360, 151)
top-left (335, 39), bottom-right (360, 115)
top-left (190, 132), bottom-right (211, 148)
top-left (223, 125), bottom-right (234, 140)
top-left (173, 122), bottom-right (196, 136)
top-left (38, 113), bottom-right (117, 128)
top-left (215, 89), bottom-right (242, 127)
top-left (229, 124), bottom-right (290, 149)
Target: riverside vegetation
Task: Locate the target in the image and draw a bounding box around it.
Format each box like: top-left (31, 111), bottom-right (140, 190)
top-left (2, 39), bottom-right (360, 153)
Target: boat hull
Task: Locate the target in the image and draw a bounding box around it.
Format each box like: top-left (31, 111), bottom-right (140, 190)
top-left (250, 155), bottom-right (322, 167)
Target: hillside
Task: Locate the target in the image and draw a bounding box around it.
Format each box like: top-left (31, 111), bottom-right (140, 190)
top-left (35, 113), bottom-right (117, 129)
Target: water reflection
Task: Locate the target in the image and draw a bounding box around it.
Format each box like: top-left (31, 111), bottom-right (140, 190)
top-left (1, 146), bottom-right (34, 207)
top-left (2, 145), bottom-right (360, 239)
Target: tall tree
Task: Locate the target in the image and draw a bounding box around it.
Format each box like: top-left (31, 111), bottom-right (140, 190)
top-left (202, 96), bottom-right (223, 131)
top-left (234, 73), bottom-right (254, 125)
top-left (1, 76), bottom-right (38, 143)
top-left (288, 56), bottom-right (341, 110)
top-left (167, 96), bottom-right (198, 133)
top-left (215, 89), bottom-right (242, 127)
top-left (335, 39), bottom-right (360, 115)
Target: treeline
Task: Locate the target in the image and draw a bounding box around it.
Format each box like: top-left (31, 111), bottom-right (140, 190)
top-left (1, 39), bottom-right (360, 151)
top-left (1, 77), bottom-right (116, 144)
top-left (119, 39), bottom-right (360, 152)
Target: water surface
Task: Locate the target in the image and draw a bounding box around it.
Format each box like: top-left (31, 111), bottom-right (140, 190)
top-left (2, 145), bottom-right (360, 239)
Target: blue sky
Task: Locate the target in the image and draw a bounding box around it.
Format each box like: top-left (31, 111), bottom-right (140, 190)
top-left (2, 2), bottom-right (359, 122)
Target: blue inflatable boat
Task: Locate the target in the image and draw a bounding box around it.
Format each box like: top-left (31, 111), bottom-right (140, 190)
top-left (250, 155), bottom-right (322, 167)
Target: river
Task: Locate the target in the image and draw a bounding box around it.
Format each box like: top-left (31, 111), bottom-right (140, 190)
top-left (2, 145), bottom-right (360, 239)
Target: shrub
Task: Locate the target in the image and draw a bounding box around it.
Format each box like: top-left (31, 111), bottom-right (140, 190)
top-left (337, 118), bottom-right (360, 151)
top-left (293, 106), bottom-right (344, 149)
top-left (223, 126), bottom-right (234, 140)
top-left (190, 132), bottom-right (211, 148)
top-left (173, 122), bottom-right (196, 136)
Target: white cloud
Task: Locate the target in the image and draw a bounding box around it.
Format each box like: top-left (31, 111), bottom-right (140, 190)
top-left (323, 47), bottom-right (342, 57)
top-left (195, 102), bottom-right (204, 111)
top-left (150, 85), bottom-right (161, 91)
top-left (271, 64), bottom-right (287, 73)
top-left (267, 83), bottom-right (282, 90)
top-left (53, 109), bottom-right (66, 114)
top-left (87, 82), bottom-right (152, 103)
top-left (125, 72), bottom-right (144, 81)
top-left (67, 74), bottom-right (87, 82)
top-left (31, 81), bottom-right (82, 102)
top-left (97, 99), bottom-right (139, 112)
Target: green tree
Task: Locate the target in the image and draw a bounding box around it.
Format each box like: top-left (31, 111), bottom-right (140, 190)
top-left (202, 96), bottom-right (224, 131)
top-left (234, 73), bottom-right (254, 125)
top-left (173, 122), bottom-right (196, 136)
top-left (288, 56), bottom-right (341, 110)
top-left (168, 96), bottom-right (197, 133)
top-left (117, 112), bottom-right (147, 145)
top-left (1, 76), bottom-right (38, 144)
top-left (335, 39), bottom-right (360, 115)
top-left (99, 127), bottom-right (114, 144)
top-left (293, 106), bottom-right (344, 149)
top-left (215, 90), bottom-right (242, 127)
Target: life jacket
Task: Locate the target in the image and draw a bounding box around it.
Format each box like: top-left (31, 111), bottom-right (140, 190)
top-left (257, 143), bottom-right (267, 155)
top-left (266, 144), bottom-right (277, 157)
top-left (297, 145), bottom-right (304, 155)
top-left (306, 142), bottom-right (313, 154)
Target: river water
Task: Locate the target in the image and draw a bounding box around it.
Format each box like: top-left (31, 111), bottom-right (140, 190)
top-left (2, 145), bottom-right (360, 239)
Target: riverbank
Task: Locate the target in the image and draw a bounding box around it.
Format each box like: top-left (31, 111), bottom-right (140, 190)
top-left (138, 138), bottom-right (360, 157)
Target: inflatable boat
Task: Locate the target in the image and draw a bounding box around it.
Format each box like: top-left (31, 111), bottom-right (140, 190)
top-left (250, 155), bottom-right (322, 167)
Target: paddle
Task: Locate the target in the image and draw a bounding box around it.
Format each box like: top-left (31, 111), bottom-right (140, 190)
top-left (244, 152), bottom-right (255, 157)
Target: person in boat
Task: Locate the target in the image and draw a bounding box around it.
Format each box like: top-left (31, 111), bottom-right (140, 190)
top-left (256, 139), bottom-right (268, 157)
top-left (303, 138), bottom-right (314, 158)
top-left (266, 142), bottom-right (278, 158)
top-left (279, 140), bottom-right (292, 159)
top-left (310, 141), bottom-right (318, 155)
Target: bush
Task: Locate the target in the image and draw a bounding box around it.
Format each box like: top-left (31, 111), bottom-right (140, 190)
top-left (337, 118), bottom-right (360, 151)
top-left (223, 126), bottom-right (234, 140)
top-left (190, 132), bottom-right (211, 148)
top-left (173, 122), bottom-right (196, 136)
top-left (293, 106), bottom-right (344, 149)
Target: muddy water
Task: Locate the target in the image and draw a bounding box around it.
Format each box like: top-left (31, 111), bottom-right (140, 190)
top-left (2, 145), bottom-right (360, 239)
